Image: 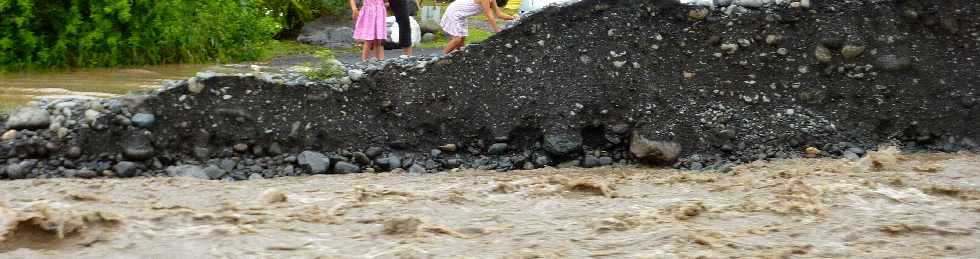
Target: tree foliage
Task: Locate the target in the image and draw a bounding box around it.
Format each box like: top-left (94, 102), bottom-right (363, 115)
top-left (0, 0), bottom-right (281, 71)
top-left (254, 0), bottom-right (348, 39)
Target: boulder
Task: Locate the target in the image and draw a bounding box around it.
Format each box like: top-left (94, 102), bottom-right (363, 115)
top-left (297, 151), bottom-right (330, 174)
top-left (122, 133), bottom-right (155, 161)
top-left (334, 161), bottom-right (361, 173)
top-left (630, 132), bottom-right (682, 166)
top-left (5, 160), bottom-right (37, 179)
top-left (542, 134), bottom-right (582, 156)
top-left (5, 107), bottom-right (50, 130)
top-left (131, 113), bottom-right (156, 128)
top-left (113, 161), bottom-right (140, 178)
top-left (203, 165), bottom-right (227, 179)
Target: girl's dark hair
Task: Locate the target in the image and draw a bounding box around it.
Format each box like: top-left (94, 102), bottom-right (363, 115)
top-left (496, 0), bottom-right (508, 7)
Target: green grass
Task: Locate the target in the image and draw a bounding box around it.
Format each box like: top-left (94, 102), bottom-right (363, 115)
top-left (260, 40), bottom-right (334, 61)
top-left (417, 28), bottom-right (494, 49)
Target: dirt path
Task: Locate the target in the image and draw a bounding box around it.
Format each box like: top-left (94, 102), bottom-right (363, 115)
top-left (0, 151), bottom-right (978, 258)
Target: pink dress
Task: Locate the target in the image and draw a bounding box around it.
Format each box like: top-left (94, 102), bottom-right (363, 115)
top-left (441, 0), bottom-right (485, 37)
top-left (353, 0), bottom-right (387, 41)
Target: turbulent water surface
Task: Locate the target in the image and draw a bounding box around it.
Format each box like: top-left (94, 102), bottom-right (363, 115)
top-left (0, 152), bottom-right (977, 258)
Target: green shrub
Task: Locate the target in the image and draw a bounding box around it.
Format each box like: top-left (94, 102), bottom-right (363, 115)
top-left (306, 59), bottom-right (346, 81)
top-left (0, 0), bottom-right (280, 71)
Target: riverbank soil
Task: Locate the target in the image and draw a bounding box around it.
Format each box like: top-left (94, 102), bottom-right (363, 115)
top-left (0, 152), bottom-right (977, 258)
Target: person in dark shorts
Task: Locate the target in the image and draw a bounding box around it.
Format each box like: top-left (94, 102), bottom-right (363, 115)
top-left (389, 0), bottom-right (420, 56)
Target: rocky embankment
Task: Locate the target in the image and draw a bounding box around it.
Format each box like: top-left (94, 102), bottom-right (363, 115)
top-left (1, 0), bottom-right (978, 180)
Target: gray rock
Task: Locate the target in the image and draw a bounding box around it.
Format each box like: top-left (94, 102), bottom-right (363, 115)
top-left (297, 25), bottom-right (355, 46)
top-left (733, 0), bottom-right (775, 8)
top-left (113, 161), bottom-right (139, 177)
top-left (843, 151), bottom-right (860, 160)
top-left (5, 107), bottom-right (50, 130)
top-left (422, 33), bottom-right (436, 42)
top-left (365, 147), bottom-right (384, 158)
top-left (76, 169), bottom-right (98, 179)
top-left (841, 45), bottom-right (866, 59)
top-left (233, 143), bottom-right (249, 153)
top-left (268, 142), bottom-right (283, 155)
top-left (847, 147), bottom-right (866, 155)
top-left (611, 124), bottom-right (631, 134)
top-left (630, 132), bottom-right (682, 166)
top-left (167, 165), bottom-right (209, 179)
top-left (249, 173), bottom-right (264, 180)
top-left (203, 165), bottom-right (226, 179)
top-left (352, 152), bottom-right (371, 165)
top-left (220, 159), bottom-right (237, 172)
top-left (720, 43), bottom-right (738, 54)
top-left (347, 69), bottom-right (366, 81)
top-left (440, 144), bottom-right (458, 153)
top-left (582, 155), bottom-right (599, 168)
top-left (425, 159), bottom-right (439, 170)
top-left (543, 134), bottom-right (582, 156)
top-left (334, 161), bottom-right (360, 173)
top-left (876, 55), bottom-right (912, 71)
top-left (122, 134), bottom-right (155, 161)
top-left (297, 151), bottom-right (330, 174)
top-left (193, 147), bottom-right (210, 161)
top-left (690, 162), bottom-right (704, 171)
top-left (688, 8), bottom-right (709, 21)
top-left (814, 45), bottom-right (833, 63)
top-left (130, 113), bottom-right (156, 128)
top-left (799, 0), bottom-right (811, 8)
top-left (387, 155), bottom-right (402, 170)
top-left (765, 34), bottom-right (781, 45)
top-left (523, 162), bottom-right (535, 170)
top-left (187, 77), bottom-right (206, 94)
top-left (408, 163), bottom-right (426, 175)
top-left (5, 160), bottom-right (37, 179)
top-left (534, 155), bottom-right (552, 167)
top-left (445, 159), bottom-right (461, 168)
top-left (598, 156), bottom-right (614, 166)
top-left (488, 143), bottom-right (509, 155)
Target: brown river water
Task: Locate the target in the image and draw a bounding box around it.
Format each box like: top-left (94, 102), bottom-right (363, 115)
top-left (0, 64), bottom-right (212, 110)
top-left (0, 149), bottom-right (977, 258)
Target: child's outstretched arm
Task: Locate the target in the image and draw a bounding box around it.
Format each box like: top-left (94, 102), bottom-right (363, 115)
top-left (479, 0), bottom-right (502, 32)
top-left (490, 1), bottom-right (517, 21)
top-left (349, 0), bottom-right (359, 21)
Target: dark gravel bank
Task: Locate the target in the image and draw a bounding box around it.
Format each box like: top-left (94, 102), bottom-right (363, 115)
top-left (1, 0), bottom-right (978, 180)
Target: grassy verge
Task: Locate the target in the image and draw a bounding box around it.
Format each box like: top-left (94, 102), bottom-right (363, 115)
top-left (417, 28), bottom-right (494, 49)
top-left (260, 40), bottom-right (334, 61)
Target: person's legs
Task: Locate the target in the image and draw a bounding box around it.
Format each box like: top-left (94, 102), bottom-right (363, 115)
top-left (374, 40), bottom-right (385, 60)
top-left (390, 0), bottom-right (414, 56)
top-left (361, 41), bottom-right (370, 61)
top-left (442, 36), bottom-right (466, 54)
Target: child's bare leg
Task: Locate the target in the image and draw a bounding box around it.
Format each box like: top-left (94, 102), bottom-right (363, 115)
top-left (442, 36), bottom-right (466, 55)
top-left (361, 41), bottom-right (370, 61)
top-left (374, 40), bottom-right (385, 60)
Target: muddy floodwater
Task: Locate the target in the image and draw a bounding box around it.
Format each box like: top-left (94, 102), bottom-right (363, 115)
top-left (0, 64), bottom-right (212, 109)
top-left (0, 151), bottom-right (977, 258)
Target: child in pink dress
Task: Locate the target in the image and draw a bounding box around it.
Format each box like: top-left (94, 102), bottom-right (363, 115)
top-left (440, 0), bottom-right (518, 54)
top-left (350, 0), bottom-right (388, 61)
